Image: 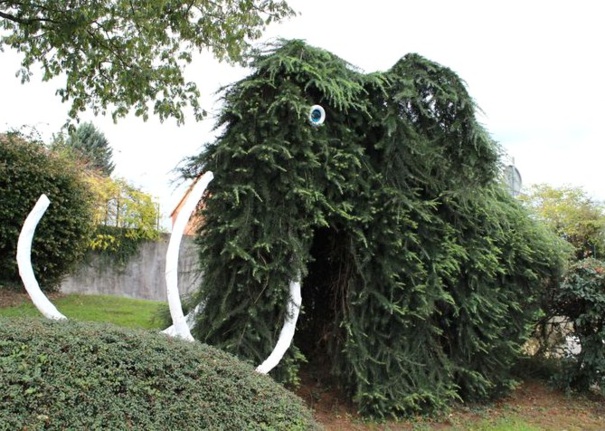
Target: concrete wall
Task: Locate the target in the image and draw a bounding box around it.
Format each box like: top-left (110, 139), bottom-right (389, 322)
top-left (60, 234), bottom-right (201, 302)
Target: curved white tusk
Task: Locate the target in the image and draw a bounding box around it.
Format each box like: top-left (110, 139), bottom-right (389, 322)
top-left (256, 279), bottom-right (302, 374)
top-left (17, 194), bottom-right (67, 320)
top-left (163, 171), bottom-right (213, 341)
top-left (162, 302), bottom-right (204, 337)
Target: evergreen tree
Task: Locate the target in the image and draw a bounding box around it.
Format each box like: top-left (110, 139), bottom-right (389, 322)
top-left (66, 122), bottom-right (115, 176)
top-left (183, 40), bottom-right (567, 417)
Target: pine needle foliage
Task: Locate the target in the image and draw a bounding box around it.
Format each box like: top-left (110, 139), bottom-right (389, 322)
top-left (183, 40), bottom-right (567, 417)
top-left (65, 122), bottom-right (115, 176)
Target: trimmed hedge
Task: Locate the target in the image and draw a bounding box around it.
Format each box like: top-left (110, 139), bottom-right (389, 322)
top-left (0, 318), bottom-right (320, 430)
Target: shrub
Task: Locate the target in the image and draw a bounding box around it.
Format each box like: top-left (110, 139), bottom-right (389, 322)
top-left (0, 317), bottom-right (321, 430)
top-left (0, 133), bottom-right (94, 290)
top-left (549, 258), bottom-right (605, 394)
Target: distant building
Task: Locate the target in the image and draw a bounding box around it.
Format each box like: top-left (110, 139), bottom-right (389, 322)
top-left (169, 174), bottom-right (208, 236)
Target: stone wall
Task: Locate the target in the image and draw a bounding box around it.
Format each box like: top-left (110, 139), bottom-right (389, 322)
top-left (60, 234), bottom-right (200, 302)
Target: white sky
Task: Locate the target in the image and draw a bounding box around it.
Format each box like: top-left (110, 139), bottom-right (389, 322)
top-left (1, 0), bottom-right (604, 230)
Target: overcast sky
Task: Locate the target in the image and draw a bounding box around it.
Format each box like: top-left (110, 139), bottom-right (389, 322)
top-left (2, 0), bottom-right (603, 229)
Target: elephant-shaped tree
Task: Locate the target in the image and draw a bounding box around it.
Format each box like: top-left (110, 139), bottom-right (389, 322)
top-left (183, 40), bottom-right (567, 417)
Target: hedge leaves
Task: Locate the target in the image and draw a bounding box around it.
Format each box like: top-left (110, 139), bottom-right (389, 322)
top-left (0, 133), bottom-right (94, 290)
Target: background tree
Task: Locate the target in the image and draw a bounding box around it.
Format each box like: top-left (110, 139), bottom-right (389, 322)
top-left (0, 132), bottom-right (94, 290)
top-left (520, 184), bottom-right (605, 259)
top-left (182, 40), bottom-right (567, 417)
top-left (49, 129), bottom-right (160, 263)
top-left (85, 174), bottom-right (161, 265)
top-left (0, 0), bottom-right (294, 123)
top-left (59, 122), bottom-right (115, 176)
top-left (520, 185), bottom-right (605, 393)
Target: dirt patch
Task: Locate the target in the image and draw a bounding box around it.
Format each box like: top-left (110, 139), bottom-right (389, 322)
top-left (0, 288), bottom-right (64, 308)
top-left (0, 289), bottom-right (29, 308)
top-left (294, 371), bottom-right (367, 430)
top-left (487, 381), bottom-right (605, 431)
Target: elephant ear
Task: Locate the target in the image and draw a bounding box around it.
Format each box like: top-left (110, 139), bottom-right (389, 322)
top-left (379, 53), bottom-right (499, 193)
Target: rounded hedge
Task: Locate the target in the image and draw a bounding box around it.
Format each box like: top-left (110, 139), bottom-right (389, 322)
top-left (0, 134), bottom-right (94, 290)
top-left (0, 318), bottom-right (320, 430)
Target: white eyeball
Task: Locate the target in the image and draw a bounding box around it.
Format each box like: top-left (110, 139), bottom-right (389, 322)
top-left (308, 105), bottom-right (325, 126)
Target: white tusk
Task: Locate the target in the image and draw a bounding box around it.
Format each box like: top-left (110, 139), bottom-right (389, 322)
top-left (162, 302), bottom-right (204, 337)
top-left (256, 279), bottom-right (302, 374)
top-left (17, 194), bottom-right (67, 321)
top-left (163, 171), bottom-right (213, 342)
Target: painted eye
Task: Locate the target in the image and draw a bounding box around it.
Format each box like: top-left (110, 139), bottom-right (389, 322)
top-left (308, 105), bottom-right (325, 126)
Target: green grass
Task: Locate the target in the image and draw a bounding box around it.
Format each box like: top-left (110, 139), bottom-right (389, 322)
top-left (460, 417), bottom-right (542, 431)
top-left (0, 294), bottom-right (166, 330)
top-left (406, 415), bottom-right (542, 431)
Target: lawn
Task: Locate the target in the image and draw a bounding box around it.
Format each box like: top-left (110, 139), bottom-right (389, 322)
top-left (1, 291), bottom-right (603, 430)
top-left (0, 291), bottom-right (165, 330)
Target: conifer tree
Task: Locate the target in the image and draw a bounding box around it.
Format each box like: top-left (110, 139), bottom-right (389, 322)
top-left (183, 40), bottom-right (566, 417)
top-left (66, 122), bottom-right (115, 176)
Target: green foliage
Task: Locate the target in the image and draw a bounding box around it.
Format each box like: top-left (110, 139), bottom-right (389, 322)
top-left (183, 40), bottom-right (567, 417)
top-left (0, 317), bottom-right (320, 430)
top-left (0, 133), bottom-right (94, 291)
top-left (520, 184), bottom-right (605, 260)
top-left (548, 258), bottom-right (605, 394)
top-left (61, 122), bottom-right (115, 176)
top-left (87, 177), bottom-right (160, 235)
top-left (89, 225), bottom-right (156, 268)
top-left (0, 0), bottom-right (294, 123)
top-left (84, 175), bottom-right (161, 266)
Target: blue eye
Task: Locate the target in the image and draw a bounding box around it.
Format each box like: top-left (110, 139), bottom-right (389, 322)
top-left (308, 105), bottom-right (325, 126)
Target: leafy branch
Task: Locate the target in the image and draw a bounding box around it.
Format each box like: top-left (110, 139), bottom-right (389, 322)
top-left (0, 0), bottom-right (295, 124)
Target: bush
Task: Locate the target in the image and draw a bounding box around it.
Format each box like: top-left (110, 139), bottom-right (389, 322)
top-left (548, 258), bottom-right (605, 394)
top-left (0, 133), bottom-right (94, 290)
top-left (0, 317), bottom-right (320, 430)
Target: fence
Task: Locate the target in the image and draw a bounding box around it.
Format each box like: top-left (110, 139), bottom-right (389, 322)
top-left (60, 234), bottom-right (200, 302)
